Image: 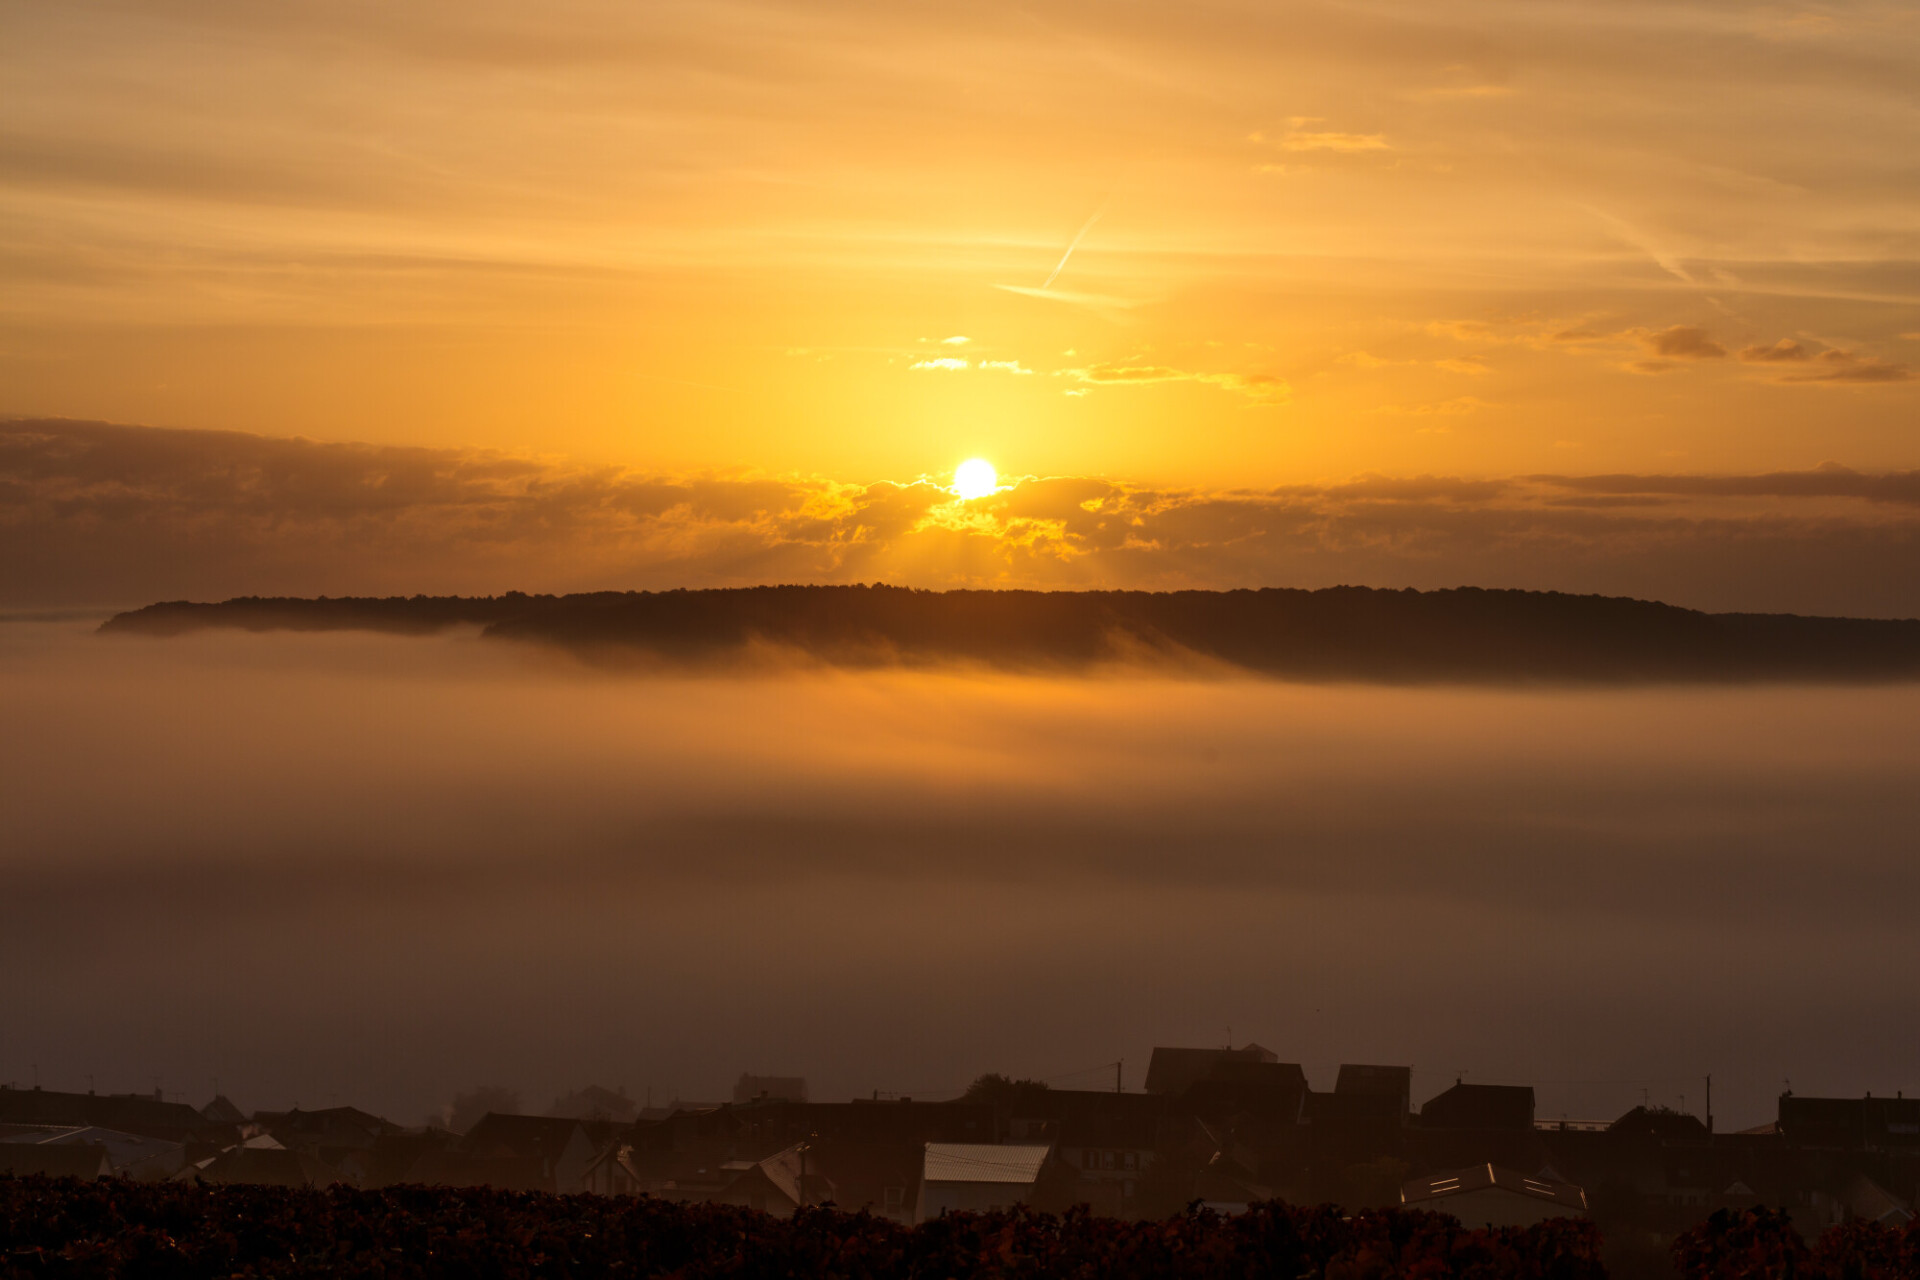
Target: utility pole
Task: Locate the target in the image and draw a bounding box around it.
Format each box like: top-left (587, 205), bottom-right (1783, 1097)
top-left (1115, 1060), bottom-right (1123, 1094)
top-left (1706, 1075), bottom-right (1714, 1139)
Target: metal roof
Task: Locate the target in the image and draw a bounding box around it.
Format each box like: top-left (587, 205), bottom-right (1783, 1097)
top-left (1401, 1162), bottom-right (1587, 1212)
top-left (922, 1143), bottom-right (1051, 1185)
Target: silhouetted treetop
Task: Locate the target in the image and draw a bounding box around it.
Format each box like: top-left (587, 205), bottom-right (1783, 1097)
top-left (100, 584), bottom-right (1920, 684)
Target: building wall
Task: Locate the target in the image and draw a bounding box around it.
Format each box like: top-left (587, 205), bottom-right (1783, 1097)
top-left (916, 1179), bottom-right (1032, 1223)
top-left (1424, 1188), bottom-right (1584, 1229)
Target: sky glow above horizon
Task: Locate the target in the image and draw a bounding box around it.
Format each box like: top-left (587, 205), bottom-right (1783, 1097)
top-left (3, 0), bottom-right (1917, 512)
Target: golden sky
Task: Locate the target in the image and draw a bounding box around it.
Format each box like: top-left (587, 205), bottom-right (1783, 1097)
top-left (5, 1), bottom-right (1917, 490)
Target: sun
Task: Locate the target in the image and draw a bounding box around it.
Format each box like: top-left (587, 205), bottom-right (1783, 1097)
top-left (953, 458), bottom-right (999, 500)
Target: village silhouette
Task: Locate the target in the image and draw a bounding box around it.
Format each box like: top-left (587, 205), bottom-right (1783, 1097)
top-left (5, 1043), bottom-right (1914, 1250)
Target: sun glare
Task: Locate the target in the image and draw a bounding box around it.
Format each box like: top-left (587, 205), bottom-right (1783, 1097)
top-left (953, 458), bottom-right (999, 500)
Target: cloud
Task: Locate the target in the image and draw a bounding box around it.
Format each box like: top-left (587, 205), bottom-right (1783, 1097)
top-left (939, 335), bottom-right (970, 345)
top-left (1375, 396), bottom-right (1489, 417)
top-left (1644, 326), bottom-right (1727, 359)
top-left (1279, 131), bottom-right (1391, 152)
top-left (977, 360), bottom-right (1033, 374)
top-left (12, 419), bottom-right (1920, 617)
top-left (1060, 363), bottom-right (1290, 401)
top-left (1740, 339), bottom-right (1810, 363)
top-left (910, 357), bottom-right (968, 370)
top-left (1776, 349), bottom-right (1913, 384)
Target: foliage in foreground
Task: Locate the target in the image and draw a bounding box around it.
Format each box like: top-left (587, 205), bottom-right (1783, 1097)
top-left (1671, 1207), bottom-right (1919, 1280)
top-left (0, 1175), bottom-right (1607, 1279)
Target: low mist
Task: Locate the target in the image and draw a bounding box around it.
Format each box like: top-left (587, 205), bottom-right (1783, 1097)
top-left (3, 621), bottom-right (1915, 1129)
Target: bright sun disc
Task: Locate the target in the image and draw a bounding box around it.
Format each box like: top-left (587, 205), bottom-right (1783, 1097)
top-left (953, 458), bottom-right (998, 499)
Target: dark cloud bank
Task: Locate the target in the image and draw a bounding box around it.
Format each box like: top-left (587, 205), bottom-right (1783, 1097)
top-left (8, 417), bottom-right (1920, 616)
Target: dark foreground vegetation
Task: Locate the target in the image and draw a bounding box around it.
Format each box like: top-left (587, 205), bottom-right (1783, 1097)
top-left (102, 585), bottom-right (1920, 682)
top-left (2, 1177), bottom-right (1607, 1279)
top-left (6, 1179), bottom-right (1919, 1280)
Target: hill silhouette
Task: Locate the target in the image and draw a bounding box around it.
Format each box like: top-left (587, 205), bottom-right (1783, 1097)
top-left (99, 585), bottom-right (1920, 682)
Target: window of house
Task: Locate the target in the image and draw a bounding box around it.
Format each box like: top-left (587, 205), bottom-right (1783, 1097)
top-left (884, 1186), bottom-right (905, 1208)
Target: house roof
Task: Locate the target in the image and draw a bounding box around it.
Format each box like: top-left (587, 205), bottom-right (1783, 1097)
top-left (1401, 1163), bottom-right (1587, 1213)
top-left (923, 1143), bottom-right (1051, 1185)
top-left (193, 1146), bottom-right (343, 1188)
top-left (0, 1142), bottom-right (111, 1179)
top-left (1420, 1083), bottom-right (1536, 1130)
top-left (0, 1086), bottom-right (217, 1140)
top-left (200, 1096), bottom-right (247, 1125)
top-left (464, 1113), bottom-right (586, 1160)
top-left (1335, 1064), bottom-right (1411, 1100)
top-left (1842, 1174), bottom-right (1915, 1225)
top-left (1143, 1045), bottom-right (1278, 1097)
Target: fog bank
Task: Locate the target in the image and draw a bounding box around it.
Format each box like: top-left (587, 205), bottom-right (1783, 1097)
top-left (2, 622), bottom-right (1915, 1129)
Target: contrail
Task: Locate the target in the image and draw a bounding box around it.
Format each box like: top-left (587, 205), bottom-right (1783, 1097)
top-left (1043, 202), bottom-right (1107, 290)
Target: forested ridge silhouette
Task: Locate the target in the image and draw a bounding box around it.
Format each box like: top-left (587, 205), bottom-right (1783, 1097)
top-left (100, 584), bottom-right (1920, 682)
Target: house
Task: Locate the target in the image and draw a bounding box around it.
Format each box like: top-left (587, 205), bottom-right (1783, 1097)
top-left (582, 1141), bottom-right (643, 1196)
top-left (1143, 1045), bottom-right (1278, 1097)
top-left (0, 1141), bottom-right (111, 1179)
top-left (455, 1113), bottom-right (597, 1193)
top-left (1334, 1065), bottom-right (1412, 1122)
top-left (0, 1085), bottom-right (227, 1144)
top-left (1778, 1092), bottom-right (1920, 1152)
top-left (254, 1106), bottom-right (401, 1164)
top-left (1193, 1150), bottom-right (1276, 1215)
top-left (199, 1096), bottom-right (247, 1126)
top-left (1011, 1090), bottom-right (1180, 1217)
top-left (916, 1143), bottom-right (1052, 1222)
top-left (1401, 1163), bottom-right (1588, 1228)
top-left (733, 1075), bottom-right (808, 1105)
top-left (188, 1146), bottom-right (343, 1187)
top-left (710, 1142), bottom-right (835, 1217)
top-left (1419, 1082), bottom-right (1535, 1130)
top-left (0, 1123), bottom-right (184, 1180)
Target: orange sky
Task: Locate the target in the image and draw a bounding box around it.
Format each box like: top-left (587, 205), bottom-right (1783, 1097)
top-left (5, 1), bottom-right (1918, 493)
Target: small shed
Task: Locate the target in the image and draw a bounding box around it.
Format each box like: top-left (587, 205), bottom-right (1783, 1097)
top-left (916, 1143), bottom-right (1051, 1223)
top-left (1401, 1163), bottom-right (1587, 1228)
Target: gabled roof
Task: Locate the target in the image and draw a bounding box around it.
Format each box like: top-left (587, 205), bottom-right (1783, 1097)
top-left (464, 1112), bottom-right (587, 1160)
top-left (193, 1146), bottom-right (342, 1187)
top-left (1420, 1082), bottom-right (1535, 1130)
top-left (0, 1142), bottom-right (111, 1179)
top-left (1143, 1045), bottom-right (1278, 1097)
top-left (923, 1143), bottom-right (1050, 1185)
top-left (199, 1096), bottom-right (246, 1125)
top-left (1607, 1105), bottom-right (1708, 1140)
top-left (1336, 1064), bottom-right (1411, 1099)
top-left (1401, 1163), bottom-right (1587, 1213)
top-left (1842, 1174), bottom-right (1915, 1225)
top-left (0, 1086), bottom-right (217, 1140)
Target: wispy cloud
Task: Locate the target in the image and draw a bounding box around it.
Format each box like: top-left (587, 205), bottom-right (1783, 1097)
top-left (1643, 325), bottom-right (1727, 359)
top-left (1278, 130), bottom-right (1391, 152)
top-left (1776, 349), bottom-right (1913, 384)
top-left (1059, 363), bottom-right (1290, 401)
